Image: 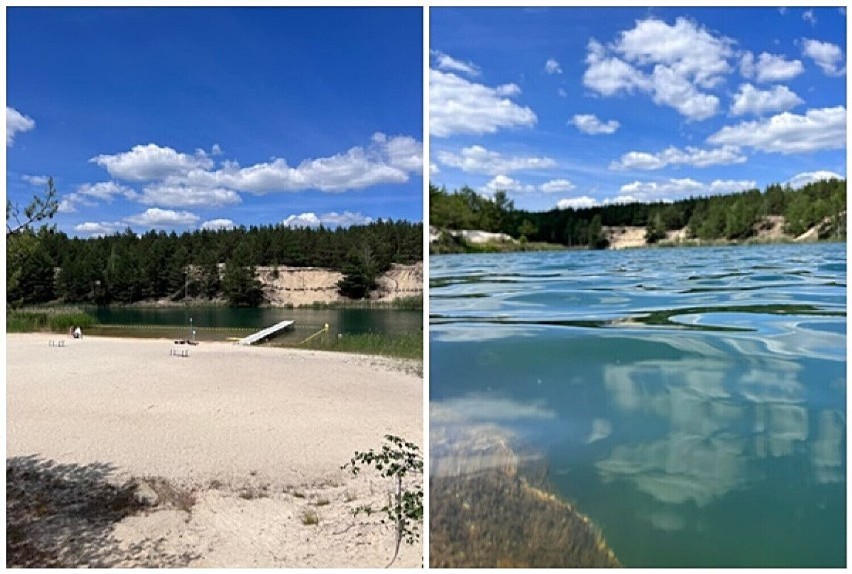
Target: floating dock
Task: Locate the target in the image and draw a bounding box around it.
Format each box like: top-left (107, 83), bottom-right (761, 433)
top-left (238, 320), bottom-right (295, 345)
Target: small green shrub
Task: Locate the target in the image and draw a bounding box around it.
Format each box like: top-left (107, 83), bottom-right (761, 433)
top-left (343, 435), bottom-right (423, 567)
top-left (301, 510), bottom-right (319, 525)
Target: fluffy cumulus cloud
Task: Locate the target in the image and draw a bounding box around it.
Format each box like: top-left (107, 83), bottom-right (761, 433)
top-left (802, 39), bottom-right (846, 76)
top-left (730, 83), bottom-right (803, 116)
top-left (544, 58), bottom-right (563, 74)
top-left (281, 211), bottom-right (373, 228)
top-left (435, 145), bottom-right (556, 175)
top-left (76, 181), bottom-right (137, 202)
top-left (708, 106), bottom-right (846, 154)
top-left (430, 69), bottom-right (537, 137)
top-left (557, 196), bottom-right (598, 209)
top-left (7, 107), bottom-right (35, 147)
top-left (60, 181), bottom-right (138, 212)
top-left (583, 39), bottom-right (651, 96)
top-left (612, 145), bottom-right (746, 170)
top-left (431, 49), bottom-right (480, 76)
top-left (481, 175), bottom-right (536, 195)
top-left (138, 185), bottom-right (241, 207)
top-left (540, 179), bottom-right (576, 193)
top-left (91, 144), bottom-right (215, 181)
top-left (786, 170), bottom-right (845, 189)
top-left (74, 221), bottom-right (123, 236)
top-left (124, 208), bottom-right (199, 228)
top-left (571, 114), bottom-right (620, 135)
top-left (200, 218), bottom-right (235, 230)
top-left (583, 17), bottom-right (736, 120)
top-left (90, 134), bottom-right (421, 198)
top-left (616, 178), bottom-right (756, 203)
top-left (740, 51), bottom-right (804, 82)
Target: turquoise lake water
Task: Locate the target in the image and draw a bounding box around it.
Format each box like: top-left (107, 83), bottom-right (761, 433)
top-left (84, 306), bottom-right (421, 342)
top-left (430, 243), bottom-right (846, 567)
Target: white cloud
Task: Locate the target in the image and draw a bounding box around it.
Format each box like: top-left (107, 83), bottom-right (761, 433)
top-left (708, 106), bottom-right (846, 154)
top-left (200, 218), bottom-right (235, 231)
top-left (211, 144), bottom-right (223, 156)
top-left (649, 65), bottom-right (719, 121)
top-left (540, 179), bottom-right (576, 193)
top-left (124, 208), bottom-right (199, 228)
top-left (95, 134), bottom-right (421, 194)
top-left (741, 51), bottom-right (804, 82)
top-left (802, 9), bottom-right (817, 25)
top-left (431, 50), bottom-right (480, 76)
top-left (430, 69), bottom-right (537, 137)
top-left (138, 184), bottom-right (241, 207)
top-left (544, 58), bottom-right (562, 74)
top-left (91, 144), bottom-right (215, 181)
top-left (74, 221), bottom-right (123, 236)
top-left (612, 145), bottom-right (746, 170)
top-left (730, 83), bottom-right (803, 116)
top-left (281, 212), bottom-right (321, 228)
top-left (583, 18), bottom-right (734, 121)
top-left (615, 17), bottom-right (734, 87)
top-left (583, 39), bottom-right (651, 96)
top-left (76, 181), bottom-right (137, 202)
top-left (435, 145), bottom-right (556, 175)
top-left (617, 178), bottom-right (756, 203)
top-left (558, 87), bottom-right (568, 98)
top-left (557, 195), bottom-right (598, 209)
top-left (802, 39), bottom-right (846, 76)
top-left (7, 107), bottom-right (35, 147)
top-left (429, 163), bottom-right (440, 176)
top-left (281, 211), bottom-right (373, 228)
top-left (481, 175), bottom-right (536, 195)
top-left (373, 132), bottom-right (423, 172)
top-left (57, 200), bottom-right (77, 214)
top-left (786, 170), bottom-right (845, 189)
top-left (22, 174), bottom-right (49, 186)
top-left (571, 113), bottom-right (620, 135)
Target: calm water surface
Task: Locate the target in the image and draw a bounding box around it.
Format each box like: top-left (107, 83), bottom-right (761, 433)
top-left (85, 306), bottom-right (421, 342)
top-left (430, 243), bottom-right (846, 567)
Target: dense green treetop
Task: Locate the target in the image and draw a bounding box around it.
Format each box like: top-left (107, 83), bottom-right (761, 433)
top-left (431, 178), bottom-right (846, 249)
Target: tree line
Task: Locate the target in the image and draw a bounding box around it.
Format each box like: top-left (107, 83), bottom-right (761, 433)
top-left (7, 213), bottom-right (422, 307)
top-left (431, 178), bottom-right (846, 249)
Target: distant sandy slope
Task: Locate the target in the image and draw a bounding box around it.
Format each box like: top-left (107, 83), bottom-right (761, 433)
top-left (255, 262), bottom-right (422, 307)
top-left (7, 334), bottom-right (423, 567)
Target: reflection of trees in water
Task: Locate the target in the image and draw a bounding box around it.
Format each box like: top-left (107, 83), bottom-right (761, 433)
top-left (597, 349), bottom-right (844, 530)
top-left (6, 455), bottom-right (198, 568)
top-left (430, 419), bottom-right (620, 567)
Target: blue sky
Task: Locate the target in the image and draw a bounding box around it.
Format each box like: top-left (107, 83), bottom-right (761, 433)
top-left (7, 7), bottom-right (423, 237)
top-left (430, 7), bottom-right (846, 212)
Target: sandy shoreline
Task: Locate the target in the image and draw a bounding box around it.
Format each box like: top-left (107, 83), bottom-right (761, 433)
top-left (7, 333), bottom-right (423, 567)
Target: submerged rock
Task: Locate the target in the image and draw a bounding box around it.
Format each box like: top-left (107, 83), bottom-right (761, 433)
top-left (430, 424), bottom-right (620, 568)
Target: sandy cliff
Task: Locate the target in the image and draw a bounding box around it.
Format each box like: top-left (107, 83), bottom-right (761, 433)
top-left (256, 262), bottom-right (422, 307)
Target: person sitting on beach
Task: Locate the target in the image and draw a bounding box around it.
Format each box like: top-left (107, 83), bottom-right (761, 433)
top-left (73, 326), bottom-right (82, 339)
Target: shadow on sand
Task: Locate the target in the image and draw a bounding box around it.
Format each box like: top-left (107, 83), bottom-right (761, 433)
top-left (7, 454), bottom-right (198, 568)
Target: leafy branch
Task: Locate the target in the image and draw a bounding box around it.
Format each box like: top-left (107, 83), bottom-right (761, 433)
top-left (342, 435), bottom-right (423, 567)
top-left (7, 177), bottom-right (59, 237)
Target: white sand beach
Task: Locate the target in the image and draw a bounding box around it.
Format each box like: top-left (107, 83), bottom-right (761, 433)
top-left (6, 333), bottom-right (423, 568)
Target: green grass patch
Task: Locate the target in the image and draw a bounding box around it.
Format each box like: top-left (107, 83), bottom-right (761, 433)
top-left (275, 330), bottom-right (422, 360)
top-left (7, 307), bottom-right (96, 333)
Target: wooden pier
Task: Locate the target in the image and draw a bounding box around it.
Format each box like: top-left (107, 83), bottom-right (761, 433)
top-left (238, 320), bottom-right (295, 346)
